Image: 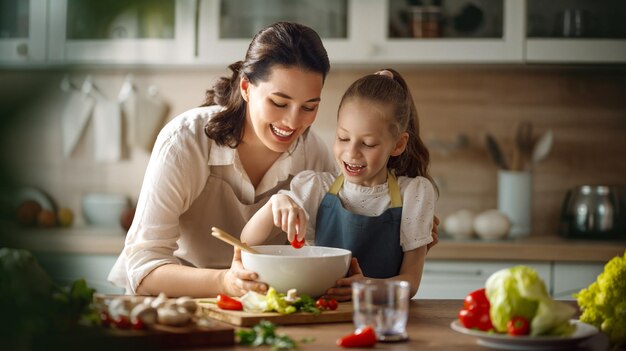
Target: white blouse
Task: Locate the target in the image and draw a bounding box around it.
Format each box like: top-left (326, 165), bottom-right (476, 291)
top-left (279, 171), bottom-right (436, 251)
top-left (108, 105), bottom-right (336, 293)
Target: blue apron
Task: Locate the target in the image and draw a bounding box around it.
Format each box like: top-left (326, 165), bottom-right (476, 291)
top-left (315, 172), bottom-right (404, 279)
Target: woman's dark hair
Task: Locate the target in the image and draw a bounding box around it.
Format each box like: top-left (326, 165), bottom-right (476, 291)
top-left (338, 68), bottom-right (438, 195)
top-left (203, 22), bottom-right (330, 147)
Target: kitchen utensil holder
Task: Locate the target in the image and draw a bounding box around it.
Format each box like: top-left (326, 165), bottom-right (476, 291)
top-left (498, 170), bottom-right (532, 237)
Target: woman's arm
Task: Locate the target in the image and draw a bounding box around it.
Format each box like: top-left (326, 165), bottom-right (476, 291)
top-left (137, 248), bottom-right (267, 297)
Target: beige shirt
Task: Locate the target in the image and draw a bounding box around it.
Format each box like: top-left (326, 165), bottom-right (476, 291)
top-left (280, 171), bottom-right (435, 251)
top-left (108, 106), bottom-right (336, 293)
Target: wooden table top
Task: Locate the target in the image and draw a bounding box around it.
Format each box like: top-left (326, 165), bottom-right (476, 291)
top-left (220, 299), bottom-right (615, 351)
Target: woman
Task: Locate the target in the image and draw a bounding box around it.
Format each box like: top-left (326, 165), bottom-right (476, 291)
top-left (108, 22), bottom-right (438, 298)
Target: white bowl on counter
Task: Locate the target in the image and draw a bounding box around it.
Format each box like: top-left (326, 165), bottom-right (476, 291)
top-left (242, 245), bottom-right (351, 298)
top-left (82, 193), bottom-right (130, 227)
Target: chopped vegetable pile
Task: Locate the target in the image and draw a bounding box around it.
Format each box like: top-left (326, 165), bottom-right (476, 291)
top-left (576, 251), bottom-right (626, 346)
top-left (237, 287), bottom-right (331, 315)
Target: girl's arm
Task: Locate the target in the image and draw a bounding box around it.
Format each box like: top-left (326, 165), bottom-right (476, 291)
top-left (326, 246), bottom-right (427, 301)
top-left (241, 194), bottom-right (308, 245)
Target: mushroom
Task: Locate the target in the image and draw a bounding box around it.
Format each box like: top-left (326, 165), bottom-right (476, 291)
top-left (151, 292), bottom-right (169, 309)
top-left (130, 303), bottom-right (158, 326)
top-left (157, 305), bottom-right (191, 326)
top-left (176, 296), bottom-right (198, 314)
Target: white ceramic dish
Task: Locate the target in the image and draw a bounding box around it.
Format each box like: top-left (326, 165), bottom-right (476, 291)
top-left (450, 320), bottom-right (598, 350)
top-left (241, 245), bottom-right (351, 298)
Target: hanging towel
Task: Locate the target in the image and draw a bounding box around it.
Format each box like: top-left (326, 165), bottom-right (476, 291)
top-left (135, 85), bottom-right (169, 152)
top-left (62, 90), bottom-right (95, 157)
top-left (93, 98), bottom-right (123, 162)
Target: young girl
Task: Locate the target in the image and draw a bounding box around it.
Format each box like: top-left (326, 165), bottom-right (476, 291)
top-left (241, 69), bottom-right (437, 299)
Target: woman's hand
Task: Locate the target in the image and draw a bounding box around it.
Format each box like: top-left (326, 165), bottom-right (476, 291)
top-left (221, 247), bottom-right (268, 296)
top-left (325, 258), bottom-right (365, 302)
top-left (269, 194), bottom-right (307, 242)
top-left (427, 215), bottom-right (440, 252)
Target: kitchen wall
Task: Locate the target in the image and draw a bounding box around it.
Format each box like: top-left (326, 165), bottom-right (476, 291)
top-left (1, 65), bottom-right (625, 234)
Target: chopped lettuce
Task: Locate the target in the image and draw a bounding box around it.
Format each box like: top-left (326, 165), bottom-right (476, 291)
top-left (485, 266), bottom-right (576, 336)
top-left (265, 288), bottom-right (297, 315)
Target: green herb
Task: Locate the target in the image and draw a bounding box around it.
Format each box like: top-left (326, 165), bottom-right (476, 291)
top-left (236, 320), bottom-right (301, 351)
top-left (291, 294), bottom-right (320, 315)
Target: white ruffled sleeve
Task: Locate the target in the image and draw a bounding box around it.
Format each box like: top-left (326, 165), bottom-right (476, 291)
top-left (399, 176), bottom-right (436, 251)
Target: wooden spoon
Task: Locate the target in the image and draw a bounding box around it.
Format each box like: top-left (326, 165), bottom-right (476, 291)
top-left (532, 130), bottom-right (553, 165)
top-left (211, 227), bottom-right (260, 254)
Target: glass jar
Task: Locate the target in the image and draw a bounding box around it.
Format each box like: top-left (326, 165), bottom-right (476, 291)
top-left (408, 5), bottom-right (442, 38)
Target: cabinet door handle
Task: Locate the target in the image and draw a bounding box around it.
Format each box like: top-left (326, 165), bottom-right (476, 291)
top-left (423, 269), bottom-right (483, 276)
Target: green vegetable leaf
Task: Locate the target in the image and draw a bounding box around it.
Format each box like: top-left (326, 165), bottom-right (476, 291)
top-left (235, 320), bottom-right (300, 350)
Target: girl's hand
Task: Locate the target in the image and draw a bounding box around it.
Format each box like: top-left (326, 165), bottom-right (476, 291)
top-left (427, 215), bottom-right (440, 252)
top-left (325, 258), bottom-right (365, 302)
top-left (269, 194), bottom-right (307, 242)
top-left (221, 247), bottom-right (268, 296)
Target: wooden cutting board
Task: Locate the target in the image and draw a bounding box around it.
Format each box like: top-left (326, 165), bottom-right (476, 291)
top-left (197, 298), bottom-right (353, 327)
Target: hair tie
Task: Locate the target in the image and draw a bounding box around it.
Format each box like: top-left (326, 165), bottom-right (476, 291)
top-left (375, 69), bottom-right (394, 79)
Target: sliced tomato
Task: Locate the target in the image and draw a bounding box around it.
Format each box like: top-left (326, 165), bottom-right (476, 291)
top-left (337, 326), bottom-right (377, 348)
top-left (216, 294), bottom-right (243, 311)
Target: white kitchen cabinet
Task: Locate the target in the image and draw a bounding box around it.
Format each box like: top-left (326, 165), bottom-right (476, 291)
top-left (47, 0), bottom-right (196, 64)
top-left (196, 0), bottom-right (524, 65)
top-left (414, 260), bottom-right (552, 299)
top-left (525, 0), bottom-right (626, 63)
top-left (197, 0), bottom-right (367, 65)
top-left (552, 262), bottom-right (605, 301)
top-left (34, 252), bottom-right (124, 295)
top-left (0, 0), bottom-right (47, 63)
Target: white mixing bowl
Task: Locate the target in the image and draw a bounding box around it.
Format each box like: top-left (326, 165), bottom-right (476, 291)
top-left (241, 245), bottom-right (351, 298)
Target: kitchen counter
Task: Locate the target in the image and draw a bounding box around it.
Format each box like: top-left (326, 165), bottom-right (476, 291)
top-left (2, 227), bottom-right (624, 263)
top-left (261, 299), bottom-right (615, 351)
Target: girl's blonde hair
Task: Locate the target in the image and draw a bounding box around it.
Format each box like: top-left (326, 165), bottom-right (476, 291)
top-left (338, 69), bottom-right (437, 193)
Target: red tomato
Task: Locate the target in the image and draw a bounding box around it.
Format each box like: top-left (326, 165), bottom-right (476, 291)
top-left (131, 318), bottom-right (146, 330)
top-left (100, 311), bottom-right (112, 327)
top-left (290, 235), bottom-right (305, 249)
top-left (216, 294), bottom-right (243, 311)
top-left (458, 288), bottom-right (494, 332)
top-left (507, 316), bottom-right (530, 336)
top-left (464, 288), bottom-right (490, 312)
top-left (316, 297), bottom-right (338, 311)
top-left (315, 297), bottom-right (328, 310)
top-left (337, 326), bottom-right (377, 348)
top-left (326, 298), bottom-right (338, 311)
top-left (113, 315), bottom-right (132, 329)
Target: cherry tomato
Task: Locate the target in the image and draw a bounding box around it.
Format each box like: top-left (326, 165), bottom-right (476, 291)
top-left (337, 326), bottom-right (377, 348)
top-left (326, 298), bottom-right (338, 311)
top-left (316, 297), bottom-right (338, 311)
top-left (507, 316), bottom-right (530, 336)
top-left (290, 234), bottom-right (305, 249)
top-left (113, 315), bottom-right (132, 329)
top-left (131, 318), bottom-right (146, 330)
top-left (458, 288), bottom-right (494, 331)
top-left (100, 311), bottom-right (112, 327)
top-left (464, 288), bottom-right (490, 312)
top-left (316, 297), bottom-right (328, 310)
top-left (216, 294), bottom-right (243, 311)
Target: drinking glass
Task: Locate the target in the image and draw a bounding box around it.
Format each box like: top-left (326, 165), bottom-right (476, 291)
top-left (352, 280), bottom-right (410, 342)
